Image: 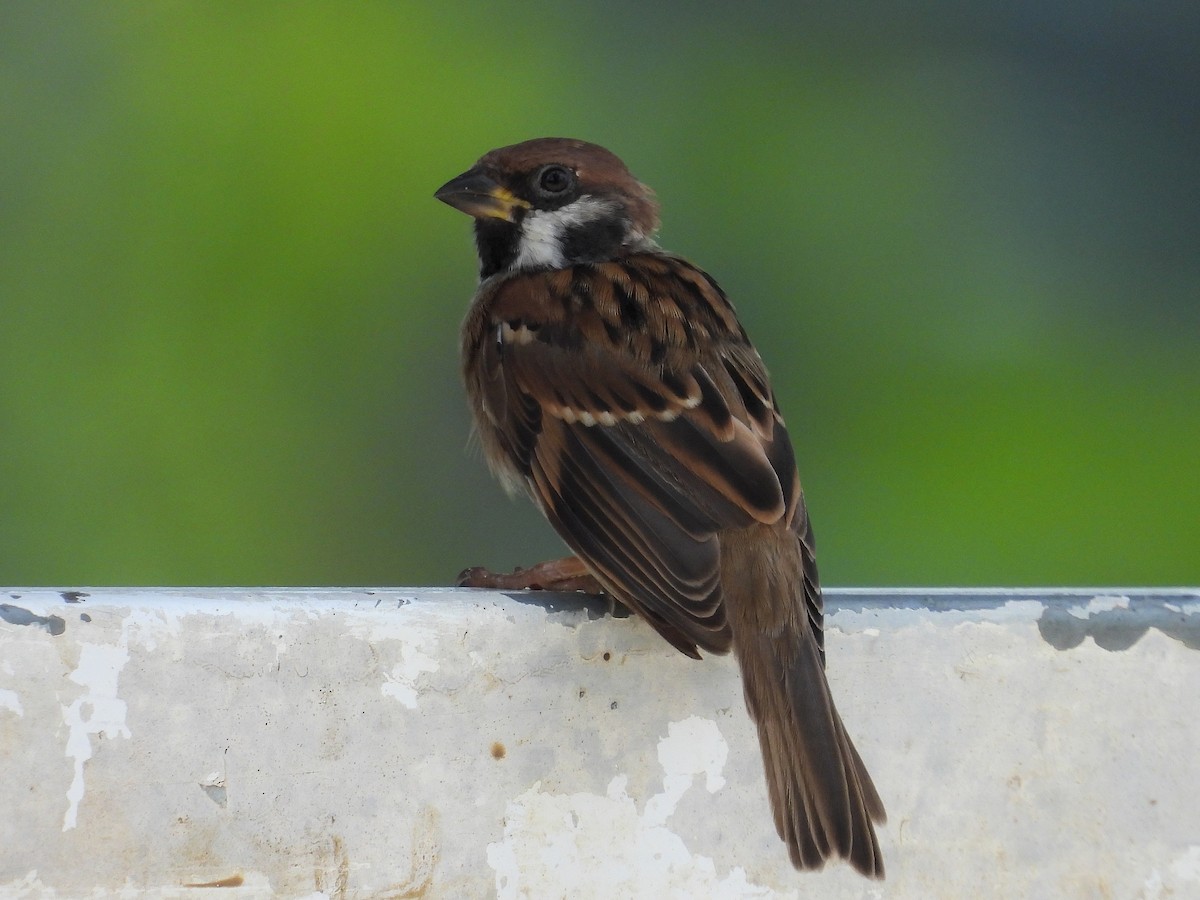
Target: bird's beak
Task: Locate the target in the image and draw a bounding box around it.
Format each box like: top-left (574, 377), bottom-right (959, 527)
top-left (435, 169), bottom-right (530, 222)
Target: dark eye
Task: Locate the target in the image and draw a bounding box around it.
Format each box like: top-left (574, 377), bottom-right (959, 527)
top-left (535, 164), bottom-right (574, 196)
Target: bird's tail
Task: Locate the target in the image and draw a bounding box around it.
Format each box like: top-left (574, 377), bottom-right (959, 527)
top-left (724, 525), bottom-right (886, 878)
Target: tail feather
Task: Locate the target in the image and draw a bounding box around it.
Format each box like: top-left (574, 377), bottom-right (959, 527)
top-left (724, 525), bottom-right (885, 878)
top-left (737, 629), bottom-right (884, 877)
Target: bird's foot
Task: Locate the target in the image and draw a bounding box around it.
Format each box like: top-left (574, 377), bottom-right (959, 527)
top-left (456, 555), bottom-right (605, 594)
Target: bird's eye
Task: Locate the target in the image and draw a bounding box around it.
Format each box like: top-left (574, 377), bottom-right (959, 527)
top-left (535, 165), bottom-right (575, 197)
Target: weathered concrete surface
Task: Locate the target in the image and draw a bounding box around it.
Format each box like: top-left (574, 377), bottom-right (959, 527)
top-left (1, 587), bottom-right (1197, 898)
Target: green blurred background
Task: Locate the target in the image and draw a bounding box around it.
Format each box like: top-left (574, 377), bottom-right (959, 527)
top-left (3, 3), bottom-right (1197, 587)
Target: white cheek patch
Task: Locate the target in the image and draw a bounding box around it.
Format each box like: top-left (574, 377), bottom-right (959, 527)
top-left (513, 196), bottom-right (617, 271)
top-left (513, 212), bottom-right (565, 269)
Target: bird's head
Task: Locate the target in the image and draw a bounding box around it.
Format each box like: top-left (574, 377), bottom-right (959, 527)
top-left (435, 138), bottom-right (660, 279)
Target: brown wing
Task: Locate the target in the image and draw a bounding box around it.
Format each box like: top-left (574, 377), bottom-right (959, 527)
top-left (464, 253), bottom-right (813, 658)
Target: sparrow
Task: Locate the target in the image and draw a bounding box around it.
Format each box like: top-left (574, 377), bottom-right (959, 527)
top-left (436, 138), bottom-right (885, 877)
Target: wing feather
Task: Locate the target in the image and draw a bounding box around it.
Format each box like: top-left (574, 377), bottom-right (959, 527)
top-left (469, 252), bottom-right (802, 657)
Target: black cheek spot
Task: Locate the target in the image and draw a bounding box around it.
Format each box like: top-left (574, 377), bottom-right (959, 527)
top-left (560, 217), bottom-right (629, 264)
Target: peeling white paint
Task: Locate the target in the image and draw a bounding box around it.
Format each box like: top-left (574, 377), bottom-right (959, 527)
top-left (1143, 846), bottom-right (1200, 899)
top-left (1068, 594), bottom-right (1130, 619)
top-left (1144, 868), bottom-right (1166, 898)
top-left (1171, 845), bottom-right (1200, 881)
top-left (57, 607), bottom-right (179, 832)
top-left (487, 775), bottom-right (784, 899)
top-left (487, 717), bottom-right (779, 899)
top-left (646, 716), bottom-right (728, 825)
top-left (0, 688), bottom-right (22, 716)
top-left (120, 605), bottom-right (181, 650)
top-left (2, 587), bottom-right (1198, 896)
top-left (3, 871), bottom-right (50, 896)
top-left (200, 771), bottom-right (229, 808)
top-left (380, 628), bottom-right (439, 709)
top-left (829, 597), bottom-right (1049, 632)
top-left (61, 642), bottom-right (131, 831)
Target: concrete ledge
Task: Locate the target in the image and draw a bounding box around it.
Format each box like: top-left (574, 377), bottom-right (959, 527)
top-left (2, 587), bottom-right (1198, 898)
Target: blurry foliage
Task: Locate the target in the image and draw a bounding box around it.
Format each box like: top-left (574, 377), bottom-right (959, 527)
top-left (1, 3), bottom-right (1197, 586)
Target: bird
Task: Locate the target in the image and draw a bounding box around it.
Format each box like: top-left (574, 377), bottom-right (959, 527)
top-left (435, 137), bottom-right (885, 877)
